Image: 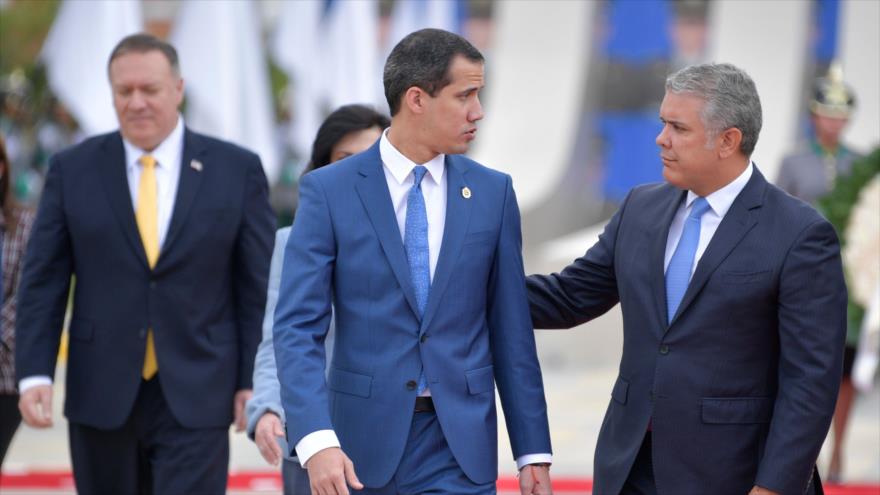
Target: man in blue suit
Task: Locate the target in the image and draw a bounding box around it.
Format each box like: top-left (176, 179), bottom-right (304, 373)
top-left (15, 34), bottom-right (274, 494)
top-left (274, 29), bottom-right (553, 495)
top-left (527, 63), bottom-right (846, 495)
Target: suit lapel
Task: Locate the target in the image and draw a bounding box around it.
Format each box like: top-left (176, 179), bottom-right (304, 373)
top-left (98, 133), bottom-right (150, 269)
top-left (420, 156), bottom-right (471, 332)
top-left (354, 144), bottom-right (421, 318)
top-left (159, 129), bottom-right (206, 265)
top-left (668, 169), bottom-right (766, 326)
top-left (652, 187), bottom-right (687, 331)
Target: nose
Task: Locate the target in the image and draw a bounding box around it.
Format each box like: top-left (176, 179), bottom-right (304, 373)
top-left (656, 125), bottom-right (669, 147)
top-left (129, 90), bottom-right (147, 109)
top-left (469, 97), bottom-right (484, 122)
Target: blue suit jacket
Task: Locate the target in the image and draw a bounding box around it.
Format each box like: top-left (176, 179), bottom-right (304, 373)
top-left (246, 226), bottom-right (335, 460)
top-left (273, 141), bottom-right (551, 487)
top-left (528, 169), bottom-right (846, 495)
top-left (16, 129), bottom-right (275, 430)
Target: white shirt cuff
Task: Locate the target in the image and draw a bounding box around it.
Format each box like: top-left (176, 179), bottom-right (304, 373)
top-left (516, 453), bottom-right (553, 471)
top-left (19, 376), bottom-right (52, 394)
top-left (295, 429), bottom-right (341, 467)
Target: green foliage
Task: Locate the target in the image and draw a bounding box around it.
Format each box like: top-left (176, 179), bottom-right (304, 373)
top-left (0, 0), bottom-right (60, 76)
top-left (818, 148), bottom-right (880, 245)
top-left (817, 147), bottom-right (880, 341)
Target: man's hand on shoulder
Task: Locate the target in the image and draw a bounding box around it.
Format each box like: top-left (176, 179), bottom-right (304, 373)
top-left (519, 463), bottom-right (552, 495)
top-left (233, 389), bottom-right (252, 432)
top-left (19, 385), bottom-right (54, 428)
top-left (306, 447), bottom-right (363, 495)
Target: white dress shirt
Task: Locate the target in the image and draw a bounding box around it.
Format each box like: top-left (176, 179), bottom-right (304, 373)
top-left (123, 116), bottom-right (185, 249)
top-left (18, 116), bottom-right (185, 394)
top-left (664, 162), bottom-right (754, 275)
top-left (296, 129), bottom-right (551, 470)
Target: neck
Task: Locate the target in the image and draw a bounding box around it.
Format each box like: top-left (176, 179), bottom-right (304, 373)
top-left (815, 134), bottom-right (840, 154)
top-left (696, 156), bottom-right (749, 197)
top-left (387, 119), bottom-right (439, 165)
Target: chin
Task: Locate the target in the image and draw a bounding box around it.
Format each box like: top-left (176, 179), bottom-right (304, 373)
top-left (662, 169), bottom-right (685, 189)
top-left (450, 142), bottom-right (471, 155)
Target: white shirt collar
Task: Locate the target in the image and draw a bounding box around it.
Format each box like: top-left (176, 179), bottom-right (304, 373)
top-left (123, 115), bottom-right (185, 173)
top-left (685, 161), bottom-right (753, 217)
top-left (379, 128), bottom-right (445, 185)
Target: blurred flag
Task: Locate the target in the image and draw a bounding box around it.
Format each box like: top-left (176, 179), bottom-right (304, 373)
top-left (171, 0), bottom-right (279, 182)
top-left (41, 0), bottom-right (143, 135)
top-left (385, 0), bottom-right (465, 52)
top-left (272, 0), bottom-right (380, 160)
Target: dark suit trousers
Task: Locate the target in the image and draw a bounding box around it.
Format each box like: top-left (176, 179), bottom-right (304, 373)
top-left (68, 376), bottom-right (229, 495)
top-left (0, 393), bottom-right (21, 470)
top-left (619, 432), bottom-right (827, 495)
top-left (621, 432), bottom-right (657, 495)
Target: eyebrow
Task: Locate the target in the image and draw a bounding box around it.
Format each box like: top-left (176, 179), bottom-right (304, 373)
top-left (659, 117), bottom-right (686, 127)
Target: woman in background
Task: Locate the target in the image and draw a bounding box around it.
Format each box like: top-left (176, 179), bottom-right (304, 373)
top-left (0, 133), bottom-right (36, 470)
top-left (245, 105), bottom-right (389, 494)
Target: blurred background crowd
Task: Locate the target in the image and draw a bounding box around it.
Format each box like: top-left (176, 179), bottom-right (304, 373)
top-left (0, 0), bottom-right (878, 491)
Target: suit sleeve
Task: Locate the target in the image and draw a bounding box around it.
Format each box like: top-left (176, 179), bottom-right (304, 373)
top-left (15, 156), bottom-right (73, 381)
top-left (525, 192), bottom-right (626, 329)
top-left (755, 219), bottom-right (847, 494)
top-left (232, 157), bottom-right (275, 391)
top-left (273, 172), bottom-right (336, 454)
top-left (246, 228), bottom-right (289, 439)
top-left (487, 176), bottom-right (552, 459)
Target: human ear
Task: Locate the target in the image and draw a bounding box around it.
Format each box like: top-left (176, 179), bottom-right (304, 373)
top-left (718, 127), bottom-right (743, 159)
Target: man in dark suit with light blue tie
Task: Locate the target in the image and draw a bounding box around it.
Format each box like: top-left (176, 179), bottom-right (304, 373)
top-left (527, 63), bottom-right (846, 495)
top-left (273, 29), bottom-right (553, 495)
top-left (15, 34), bottom-right (274, 494)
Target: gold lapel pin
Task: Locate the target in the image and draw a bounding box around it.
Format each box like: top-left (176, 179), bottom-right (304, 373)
top-left (461, 186), bottom-right (471, 199)
top-left (190, 159), bottom-right (203, 172)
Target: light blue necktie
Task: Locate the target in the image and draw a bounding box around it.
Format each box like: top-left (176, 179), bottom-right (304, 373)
top-left (665, 197), bottom-right (710, 323)
top-left (405, 165), bottom-right (430, 393)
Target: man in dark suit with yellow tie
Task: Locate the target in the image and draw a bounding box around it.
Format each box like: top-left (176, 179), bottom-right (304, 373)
top-left (527, 63), bottom-right (846, 495)
top-left (15, 33), bottom-right (274, 494)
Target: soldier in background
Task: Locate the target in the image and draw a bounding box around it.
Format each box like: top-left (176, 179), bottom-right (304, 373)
top-left (777, 64), bottom-right (861, 205)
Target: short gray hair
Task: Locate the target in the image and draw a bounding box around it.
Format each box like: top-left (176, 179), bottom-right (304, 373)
top-left (666, 63), bottom-right (762, 156)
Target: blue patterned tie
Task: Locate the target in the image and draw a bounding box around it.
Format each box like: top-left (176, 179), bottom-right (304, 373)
top-left (665, 197), bottom-right (710, 323)
top-left (405, 166), bottom-right (430, 393)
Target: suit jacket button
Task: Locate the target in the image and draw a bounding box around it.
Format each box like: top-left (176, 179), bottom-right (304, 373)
top-left (420, 334), bottom-right (428, 343)
top-left (659, 344), bottom-right (670, 355)
top-left (139, 328), bottom-right (147, 338)
top-left (406, 380), bottom-right (417, 391)
top-left (149, 281), bottom-right (157, 289)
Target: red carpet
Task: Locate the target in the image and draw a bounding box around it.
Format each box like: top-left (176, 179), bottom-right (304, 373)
top-left (1, 470), bottom-right (878, 494)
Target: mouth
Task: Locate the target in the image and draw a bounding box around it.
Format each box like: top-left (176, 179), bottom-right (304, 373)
top-left (660, 156), bottom-right (675, 165)
top-left (464, 128), bottom-right (477, 140)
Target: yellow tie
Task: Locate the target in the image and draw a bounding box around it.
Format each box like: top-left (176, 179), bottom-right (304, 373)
top-left (136, 154), bottom-right (159, 380)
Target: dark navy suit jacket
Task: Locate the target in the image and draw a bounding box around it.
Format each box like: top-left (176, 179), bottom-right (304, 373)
top-left (16, 129), bottom-right (274, 430)
top-left (528, 169), bottom-right (846, 495)
top-left (273, 141), bottom-right (552, 487)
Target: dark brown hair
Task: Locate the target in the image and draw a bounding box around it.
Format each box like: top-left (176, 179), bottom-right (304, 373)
top-left (108, 33), bottom-right (180, 77)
